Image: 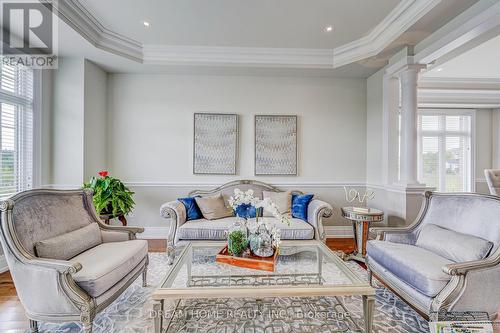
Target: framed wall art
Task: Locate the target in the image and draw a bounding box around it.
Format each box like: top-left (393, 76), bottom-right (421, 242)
top-left (255, 115), bottom-right (297, 176)
top-left (193, 113), bottom-right (238, 175)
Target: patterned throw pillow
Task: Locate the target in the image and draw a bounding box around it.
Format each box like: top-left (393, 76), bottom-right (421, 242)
top-left (291, 194), bottom-right (314, 221)
top-left (177, 197), bottom-right (203, 221)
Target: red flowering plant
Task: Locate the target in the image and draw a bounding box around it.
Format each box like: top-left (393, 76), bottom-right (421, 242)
top-left (83, 170), bottom-right (135, 217)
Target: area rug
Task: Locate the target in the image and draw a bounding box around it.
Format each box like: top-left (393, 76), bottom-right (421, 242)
top-left (40, 253), bottom-right (429, 333)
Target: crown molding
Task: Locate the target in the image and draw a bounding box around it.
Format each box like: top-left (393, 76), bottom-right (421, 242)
top-left (142, 45), bottom-right (334, 68)
top-left (419, 77), bottom-right (500, 92)
top-left (418, 86), bottom-right (500, 108)
top-left (333, 0), bottom-right (442, 68)
top-left (51, 0), bottom-right (143, 62)
top-left (50, 0), bottom-right (442, 69)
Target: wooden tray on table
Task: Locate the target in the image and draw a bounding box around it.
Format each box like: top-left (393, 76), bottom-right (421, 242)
top-left (215, 245), bottom-right (278, 272)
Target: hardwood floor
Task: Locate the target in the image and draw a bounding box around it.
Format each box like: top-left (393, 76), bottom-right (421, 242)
top-left (0, 238), bottom-right (355, 331)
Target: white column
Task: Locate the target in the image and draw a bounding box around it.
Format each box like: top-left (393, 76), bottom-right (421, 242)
top-left (398, 65), bottom-right (424, 186)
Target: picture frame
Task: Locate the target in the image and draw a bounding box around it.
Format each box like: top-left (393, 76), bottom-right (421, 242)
top-left (193, 113), bottom-right (238, 175)
top-left (254, 115), bottom-right (297, 176)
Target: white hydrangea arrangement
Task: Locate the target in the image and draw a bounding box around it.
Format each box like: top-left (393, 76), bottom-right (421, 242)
top-left (228, 188), bottom-right (289, 254)
top-left (228, 189), bottom-right (291, 226)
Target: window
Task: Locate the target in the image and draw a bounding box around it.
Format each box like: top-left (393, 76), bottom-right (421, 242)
top-left (0, 62), bottom-right (34, 199)
top-left (418, 111), bottom-right (473, 192)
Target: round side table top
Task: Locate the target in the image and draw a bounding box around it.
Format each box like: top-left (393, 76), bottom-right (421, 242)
top-left (341, 207), bottom-right (384, 222)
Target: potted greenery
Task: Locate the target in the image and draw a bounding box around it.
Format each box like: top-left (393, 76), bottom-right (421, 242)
top-left (83, 171), bottom-right (135, 225)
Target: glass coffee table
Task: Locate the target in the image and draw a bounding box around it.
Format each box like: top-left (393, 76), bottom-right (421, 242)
top-left (152, 240), bottom-right (375, 332)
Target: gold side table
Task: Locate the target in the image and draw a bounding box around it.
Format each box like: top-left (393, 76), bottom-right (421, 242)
top-left (341, 207), bottom-right (384, 263)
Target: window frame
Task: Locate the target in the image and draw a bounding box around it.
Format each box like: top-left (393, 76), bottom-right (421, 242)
top-left (0, 64), bottom-right (40, 198)
top-left (417, 108), bottom-right (476, 192)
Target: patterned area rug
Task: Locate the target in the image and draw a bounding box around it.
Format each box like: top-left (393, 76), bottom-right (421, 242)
top-left (40, 253), bottom-right (429, 333)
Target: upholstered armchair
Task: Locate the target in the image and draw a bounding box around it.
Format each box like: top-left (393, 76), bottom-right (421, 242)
top-left (367, 192), bottom-right (500, 318)
top-left (0, 189), bottom-right (148, 333)
top-left (485, 169), bottom-right (500, 195)
top-left (160, 180), bottom-right (333, 264)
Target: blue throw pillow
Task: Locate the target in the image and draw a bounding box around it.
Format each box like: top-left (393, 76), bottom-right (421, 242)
top-left (234, 204), bottom-right (256, 218)
top-left (292, 194), bottom-right (314, 221)
top-left (177, 197), bottom-right (202, 221)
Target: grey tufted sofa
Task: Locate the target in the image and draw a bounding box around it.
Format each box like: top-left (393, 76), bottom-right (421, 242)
top-left (367, 191), bottom-right (500, 318)
top-left (0, 189), bottom-right (148, 333)
top-left (160, 180), bottom-right (333, 264)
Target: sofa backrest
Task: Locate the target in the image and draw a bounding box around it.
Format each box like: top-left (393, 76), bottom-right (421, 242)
top-left (4, 189), bottom-right (96, 256)
top-left (484, 169), bottom-right (500, 196)
top-left (418, 193), bottom-right (500, 245)
top-left (189, 180), bottom-right (302, 206)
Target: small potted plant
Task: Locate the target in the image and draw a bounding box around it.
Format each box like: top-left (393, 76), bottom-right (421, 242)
top-left (83, 171), bottom-right (135, 225)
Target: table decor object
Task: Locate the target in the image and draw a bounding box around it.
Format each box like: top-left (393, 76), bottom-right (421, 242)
top-left (215, 244), bottom-right (279, 272)
top-left (83, 170), bottom-right (135, 226)
top-left (225, 189), bottom-right (289, 258)
top-left (226, 219), bottom-right (248, 257)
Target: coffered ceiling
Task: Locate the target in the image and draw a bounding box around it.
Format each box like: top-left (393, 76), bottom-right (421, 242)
top-left (79, 0), bottom-right (400, 49)
top-left (52, 0), bottom-right (480, 76)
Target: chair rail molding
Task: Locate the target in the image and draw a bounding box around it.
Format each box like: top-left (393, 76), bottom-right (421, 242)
top-left (48, 0), bottom-right (442, 69)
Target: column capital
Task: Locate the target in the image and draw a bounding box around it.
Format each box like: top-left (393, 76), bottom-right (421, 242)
top-left (394, 64), bottom-right (427, 78)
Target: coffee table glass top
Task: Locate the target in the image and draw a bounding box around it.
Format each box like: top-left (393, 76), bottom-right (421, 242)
top-left (156, 240), bottom-right (373, 299)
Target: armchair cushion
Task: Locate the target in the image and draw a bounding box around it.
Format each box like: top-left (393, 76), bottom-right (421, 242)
top-left (416, 224), bottom-right (493, 262)
top-left (367, 240), bottom-right (452, 297)
top-left (70, 239), bottom-right (148, 297)
top-left (35, 223), bottom-right (102, 260)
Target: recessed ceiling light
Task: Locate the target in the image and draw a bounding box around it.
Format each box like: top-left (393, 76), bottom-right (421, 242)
top-left (436, 67), bottom-right (444, 72)
top-left (143, 21), bottom-right (151, 28)
top-left (325, 25), bottom-right (333, 33)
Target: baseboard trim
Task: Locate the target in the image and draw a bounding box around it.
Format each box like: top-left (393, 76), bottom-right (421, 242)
top-left (138, 227), bottom-right (170, 239)
top-left (0, 255), bottom-right (8, 274)
top-left (325, 226), bottom-right (354, 238)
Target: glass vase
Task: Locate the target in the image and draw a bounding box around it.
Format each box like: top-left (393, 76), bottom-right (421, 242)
top-left (252, 224), bottom-right (274, 258)
top-left (227, 219), bottom-right (248, 257)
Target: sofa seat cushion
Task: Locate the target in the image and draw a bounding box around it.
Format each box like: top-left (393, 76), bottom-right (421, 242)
top-left (250, 217), bottom-right (314, 240)
top-left (367, 240), bottom-right (452, 297)
top-left (178, 217), bottom-right (314, 241)
top-left (70, 240), bottom-right (148, 297)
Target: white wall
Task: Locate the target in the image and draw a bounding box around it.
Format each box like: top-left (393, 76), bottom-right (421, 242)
top-left (366, 69), bottom-right (384, 185)
top-left (83, 60), bottom-right (108, 180)
top-left (107, 74), bottom-right (367, 227)
top-left (50, 57), bottom-right (108, 186)
top-left (51, 57), bottom-right (85, 185)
